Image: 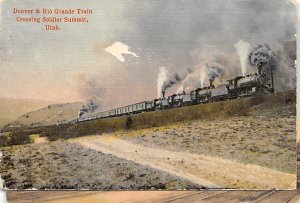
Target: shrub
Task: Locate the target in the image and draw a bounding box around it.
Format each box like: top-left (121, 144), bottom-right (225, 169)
top-left (3, 90), bottom-right (295, 143)
top-left (0, 131), bottom-right (32, 147)
top-left (126, 116), bottom-right (133, 129)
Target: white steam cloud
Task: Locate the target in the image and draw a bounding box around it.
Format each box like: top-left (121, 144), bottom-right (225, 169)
top-left (157, 66), bottom-right (169, 98)
top-left (199, 66), bottom-right (207, 88)
top-left (234, 40), bottom-right (250, 76)
top-left (105, 41), bottom-right (139, 62)
top-left (176, 85), bottom-right (184, 94)
top-left (176, 69), bottom-right (201, 93)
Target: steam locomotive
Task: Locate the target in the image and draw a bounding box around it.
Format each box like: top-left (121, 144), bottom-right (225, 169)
top-left (76, 71), bottom-right (274, 122)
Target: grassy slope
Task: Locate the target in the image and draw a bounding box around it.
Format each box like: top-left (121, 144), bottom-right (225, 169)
top-left (52, 90), bottom-right (295, 139)
top-left (0, 98), bottom-right (55, 128)
top-left (0, 90), bottom-right (296, 189)
top-left (7, 102), bottom-right (83, 127)
top-left (3, 90), bottom-right (295, 142)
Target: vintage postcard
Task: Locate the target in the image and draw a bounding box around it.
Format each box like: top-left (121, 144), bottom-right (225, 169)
top-left (0, 0), bottom-right (297, 191)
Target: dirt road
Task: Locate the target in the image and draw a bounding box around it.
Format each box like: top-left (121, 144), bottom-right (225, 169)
top-left (76, 135), bottom-right (296, 189)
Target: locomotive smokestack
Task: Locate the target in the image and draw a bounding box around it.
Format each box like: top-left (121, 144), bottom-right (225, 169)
top-left (209, 78), bottom-right (213, 87)
top-left (257, 63), bottom-right (263, 75)
top-left (162, 90), bottom-right (165, 98)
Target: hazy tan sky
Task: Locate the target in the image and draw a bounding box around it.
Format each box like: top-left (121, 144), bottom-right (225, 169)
top-left (0, 0), bottom-right (297, 110)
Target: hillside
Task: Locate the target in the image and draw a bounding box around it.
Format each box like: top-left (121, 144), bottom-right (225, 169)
top-left (0, 98), bottom-right (55, 128)
top-left (7, 102), bottom-right (83, 127)
top-left (0, 90), bottom-right (296, 189)
top-left (27, 90), bottom-right (295, 141)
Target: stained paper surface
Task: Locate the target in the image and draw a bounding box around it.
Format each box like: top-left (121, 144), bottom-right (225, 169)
top-left (0, 0), bottom-right (297, 191)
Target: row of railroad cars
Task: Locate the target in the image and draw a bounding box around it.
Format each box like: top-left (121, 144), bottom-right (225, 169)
top-left (77, 101), bottom-right (153, 122)
top-left (77, 73), bottom-right (273, 122)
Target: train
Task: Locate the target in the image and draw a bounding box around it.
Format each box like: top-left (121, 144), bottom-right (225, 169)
top-left (75, 70), bottom-right (274, 123)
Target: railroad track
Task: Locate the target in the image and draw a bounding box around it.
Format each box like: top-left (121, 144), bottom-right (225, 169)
top-left (158, 190), bottom-right (300, 203)
top-left (7, 190), bottom-right (300, 203)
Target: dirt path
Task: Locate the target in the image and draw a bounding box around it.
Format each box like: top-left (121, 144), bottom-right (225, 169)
top-left (120, 116), bottom-right (296, 174)
top-left (1, 141), bottom-right (201, 190)
top-left (75, 135), bottom-right (296, 189)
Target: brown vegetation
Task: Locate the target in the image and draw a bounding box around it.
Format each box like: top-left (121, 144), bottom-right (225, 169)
top-left (1, 90), bottom-right (295, 145)
top-left (0, 131), bottom-right (32, 146)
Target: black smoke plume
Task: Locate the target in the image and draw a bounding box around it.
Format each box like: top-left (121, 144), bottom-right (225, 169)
top-left (161, 69), bottom-right (192, 97)
top-left (206, 62), bottom-right (226, 86)
top-left (79, 100), bottom-right (98, 117)
top-left (248, 44), bottom-right (276, 74)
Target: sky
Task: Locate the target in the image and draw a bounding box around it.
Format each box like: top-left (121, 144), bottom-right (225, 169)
top-left (0, 0), bottom-right (297, 110)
